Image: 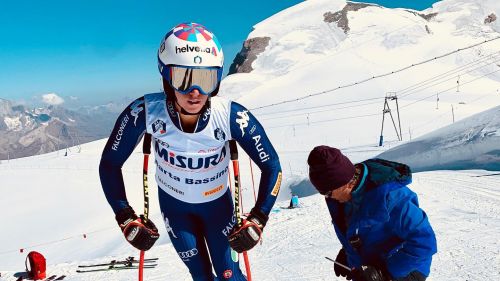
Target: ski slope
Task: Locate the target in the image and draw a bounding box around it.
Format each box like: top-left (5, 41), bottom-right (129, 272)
top-left (378, 105), bottom-right (500, 171)
top-left (1, 142), bottom-right (499, 280)
top-left (1, 0), bottom-right (500, 280)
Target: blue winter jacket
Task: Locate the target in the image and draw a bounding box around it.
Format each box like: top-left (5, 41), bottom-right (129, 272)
top-left (326, 158), bottom-right (437, 279)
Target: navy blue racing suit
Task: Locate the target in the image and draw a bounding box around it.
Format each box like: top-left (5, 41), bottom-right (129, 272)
top-left (99, 93), bottom-right (282, 280)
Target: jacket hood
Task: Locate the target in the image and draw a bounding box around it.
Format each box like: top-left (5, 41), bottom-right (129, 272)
top-left (348, 158), bottom-right (413, 225)
top-left (362, 158), bottom-right (412, 192)
top-left (326, 158), bottom-right (413, 230)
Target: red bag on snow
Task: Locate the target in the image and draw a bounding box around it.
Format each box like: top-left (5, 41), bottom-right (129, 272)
top-left (25, 251), bottom-right (46, 280)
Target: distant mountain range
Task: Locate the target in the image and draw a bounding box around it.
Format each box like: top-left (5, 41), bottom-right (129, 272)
top-left (0, 98), bottom-right (133, 160)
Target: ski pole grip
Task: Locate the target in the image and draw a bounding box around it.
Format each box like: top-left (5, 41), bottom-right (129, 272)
top-left (229, 140), bottom-right (238, 160)
top-left (143, 133), bottom-right (152, 155)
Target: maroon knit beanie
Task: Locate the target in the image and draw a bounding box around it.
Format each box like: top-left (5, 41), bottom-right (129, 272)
top-left (307, 146), bottom-right (355, 195)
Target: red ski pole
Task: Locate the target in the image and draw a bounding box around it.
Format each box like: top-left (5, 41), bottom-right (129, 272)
top-left (139, 133), bottom-right (152, 281)
top-left (229, 140), bottom-right (252, 281)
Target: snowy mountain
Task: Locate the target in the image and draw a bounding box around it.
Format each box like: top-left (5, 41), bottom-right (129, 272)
top-left (377, 105), bottom-right (500, 171)
top-left (1, 0), bottom-right (500, 280)
top-left (0, 99), bottom-right (130, 160)
top-left (223, 0), bottom-right (500, 160)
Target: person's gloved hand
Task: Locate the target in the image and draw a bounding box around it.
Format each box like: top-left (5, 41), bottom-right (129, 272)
top-left (352, 265), bottom-right (387, 281)
top-left (334, 248), bottom-right (353, 280)
top-left (228, 208), bottom-right (268, 253)
top-left (115, 206), bottom-right (159, 251)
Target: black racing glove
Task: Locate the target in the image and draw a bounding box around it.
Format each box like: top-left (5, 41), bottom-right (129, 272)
top-left (228, 208), bottom-right (268, 253)
top-left (115, 206), bottom-right (159, 251)
top-left (334, 248), bottom-right (353, 280)
top-left (352, 265), bottom-right (388, 281)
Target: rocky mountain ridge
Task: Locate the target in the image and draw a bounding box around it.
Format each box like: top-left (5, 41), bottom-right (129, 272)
top-left (0, 99), bottom-right (125, 160)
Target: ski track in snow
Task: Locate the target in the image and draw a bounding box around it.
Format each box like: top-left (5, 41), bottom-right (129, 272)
top-left (1, 169), bottom-right (499, 280)
top-left (411, 172), bottom-right (500, 281)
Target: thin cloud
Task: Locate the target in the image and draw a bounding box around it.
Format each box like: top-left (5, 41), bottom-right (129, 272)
top-left (42, 93), bottom-right (65, 105)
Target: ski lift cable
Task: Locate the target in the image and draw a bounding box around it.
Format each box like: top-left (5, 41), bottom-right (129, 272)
top-left (397, 52), bottom-right (500, 97)
top-left (267, 112), bottom-right (380, 129)
top-left (250, 36), bottom-right (500, 111)
top-left (260, 99), bottom-right (383, 121)
top-left (259, 57), bottom-right (499, 120)
top-left (258, 97), bottom-right (384, 119)
top-left (398, 54), bottom-right (500, 97)
top-left (265, 69), bottom-right (499, 130)
top-left (400, 68), bottom-right (500, 109)
top-left (396, 51), bottom-right (500, 94)
top-left (398, 57), bottom-right (500, 99)
top-left (0, 226), bottom-right (115, 255)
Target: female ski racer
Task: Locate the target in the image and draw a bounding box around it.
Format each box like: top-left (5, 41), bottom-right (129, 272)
top-left (99, 22), bottom-right (282, 281)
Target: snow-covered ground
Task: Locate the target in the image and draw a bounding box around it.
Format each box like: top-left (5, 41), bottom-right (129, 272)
top-left (1, 142), bottom-right (499, 280)
top-left (1, 0), bottom-right (500, 280)
top-left (378, 105), bottom-right (500, 171)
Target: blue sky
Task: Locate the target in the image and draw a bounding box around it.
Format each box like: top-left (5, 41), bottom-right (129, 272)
top-left (352, 0), bottom-right (439, 10)
top-left (0, 0), bottom-right (439, 106)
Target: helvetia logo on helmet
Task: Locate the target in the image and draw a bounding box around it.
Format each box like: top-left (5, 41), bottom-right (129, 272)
top-left (175, 44), bottom-right (217, 56)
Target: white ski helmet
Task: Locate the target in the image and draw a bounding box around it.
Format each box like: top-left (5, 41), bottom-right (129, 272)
top-left (158, 23), bottom-right (224, 97)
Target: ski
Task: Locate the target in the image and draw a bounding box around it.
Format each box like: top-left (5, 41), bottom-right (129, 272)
top-left (54, 276), bottom-right (66, 280)
top-left (78, 257), bottom-right (158, 268)
top-left (127, 256), bottom-right (158, 262)
top-left (44, 275), bottom-right (57, 281)
top-left (76, 264), bottom-right (157, 273)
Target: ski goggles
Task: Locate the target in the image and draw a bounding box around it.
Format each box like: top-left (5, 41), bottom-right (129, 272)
top-left (165, 65), bottom-right (222, 96)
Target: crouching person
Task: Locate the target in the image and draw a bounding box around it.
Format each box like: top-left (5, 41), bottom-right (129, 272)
top-left (307, 146), bottom-right (437, 281)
